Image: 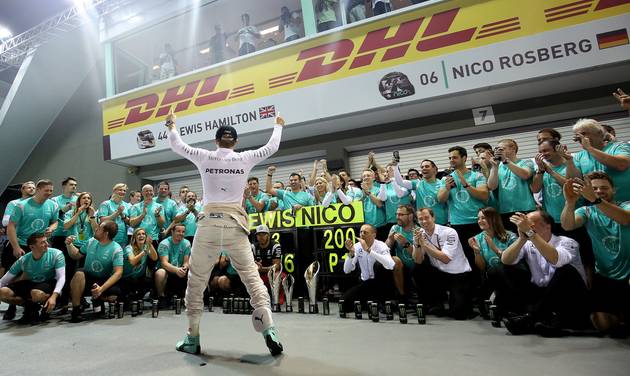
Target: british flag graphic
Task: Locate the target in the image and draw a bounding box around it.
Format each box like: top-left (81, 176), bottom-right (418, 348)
top-left (258, 105), bottom-right (276, 119)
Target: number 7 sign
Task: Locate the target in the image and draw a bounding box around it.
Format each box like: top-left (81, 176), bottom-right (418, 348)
top-left (472, 105), bottom-right (496, 126)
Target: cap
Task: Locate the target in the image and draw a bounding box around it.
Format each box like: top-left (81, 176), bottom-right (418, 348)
top-left (215, 125), bottom-right (238, 140)
top-left (255, 224), bottom-right (270, 234)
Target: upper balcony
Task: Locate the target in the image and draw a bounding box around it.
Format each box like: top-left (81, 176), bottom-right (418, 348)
top-left (103, 0), bottom-right (428, 96)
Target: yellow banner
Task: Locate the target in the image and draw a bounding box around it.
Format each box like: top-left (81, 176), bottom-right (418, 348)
top-left (101, 0), bottom-right (630, 135)
top-left (248, 202), bottom-right (365, 230)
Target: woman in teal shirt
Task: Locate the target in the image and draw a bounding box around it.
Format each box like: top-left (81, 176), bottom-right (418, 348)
top-left (121, 228), bottom-right (158, 301)
top-left (469, 207), bottom-right (521, 316)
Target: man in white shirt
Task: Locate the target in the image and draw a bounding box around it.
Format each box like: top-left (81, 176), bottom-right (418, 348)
top-left (501, 210), bottom-right (590, 336)
top-left (237, 13), bottom-right (260, 56)
top-left (413, 208), bottom-right (474, 320)
top-left (342, 224), bottom-right (395, 313)
top-left (166, 110), bottom-right (285, 356)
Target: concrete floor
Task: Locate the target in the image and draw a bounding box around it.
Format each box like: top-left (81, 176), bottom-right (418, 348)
top-left (0, 302), bottom-right (628, 376)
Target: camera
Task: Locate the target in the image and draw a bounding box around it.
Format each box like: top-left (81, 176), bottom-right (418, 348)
top-left (472, 163), bottom-right (481, 171)
top-left (573, 135), bottom-right (582, 143)
top-left (493, 147), bottom-right (503, 161)
top-left (392, 151), bottom-right (400, 163)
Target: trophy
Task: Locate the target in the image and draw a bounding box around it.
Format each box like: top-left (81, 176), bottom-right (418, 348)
top-left (281, 274), bottom-right (295, 312)
top-left (268, 263), bottom-right (284, 313)
top-left (304, 261), bottom-right (320, 314)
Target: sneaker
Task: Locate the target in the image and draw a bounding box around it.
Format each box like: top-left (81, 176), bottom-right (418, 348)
top-left (2, 304), bottom-right (16, 320)
top-left (534, 320), bottom-right (569, 338)
top-left (503, 314), bottom-right (534, 335)
top-left (263, 326), bottom-right (283, 356)
top-left (16, 303), bottom-right (38, 325)
top-left (175, 334), bottom-right (201, 355)
top-left (70, 306), bottom-right (83, 323)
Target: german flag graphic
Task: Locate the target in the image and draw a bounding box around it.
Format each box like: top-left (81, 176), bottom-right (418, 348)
top-left (596, 29), bottom-right (629, 49)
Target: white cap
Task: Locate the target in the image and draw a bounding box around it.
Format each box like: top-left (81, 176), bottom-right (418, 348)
top-left (256, 224), bottom-right (270, 234)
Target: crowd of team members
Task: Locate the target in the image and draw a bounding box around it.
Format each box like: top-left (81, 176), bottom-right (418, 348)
top-left (0, 114), bottom-right (628, 337)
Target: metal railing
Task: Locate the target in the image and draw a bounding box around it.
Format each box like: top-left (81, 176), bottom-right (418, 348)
top-left (0, 0), bottom-right (129, 72)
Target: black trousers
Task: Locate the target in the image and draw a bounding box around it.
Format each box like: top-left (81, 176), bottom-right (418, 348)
top-left (120, 276), bottom-right (153, 301)
top-left (486, 264), bottom-right (531, 316)
top-left (373, 2), bottom-right (392, 15)
top-left (416, 261), bottom-right (473, 320)
top-left (506, 264), bottom-right (590, 328)
top-left (51, 236), bottom-right (76, 303)
top-left (342, 264), bottom-right (395, 313)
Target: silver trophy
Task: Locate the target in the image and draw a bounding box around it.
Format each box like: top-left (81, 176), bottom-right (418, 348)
top-left (304, 261), bottom-right (320, 314)
top-left (267, 263), bottom-right (284, 312)
top-left (281, 274), bottom-right (295, 312)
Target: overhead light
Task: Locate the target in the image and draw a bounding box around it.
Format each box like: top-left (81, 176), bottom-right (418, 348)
top-left (128, 15), bottom-right (143, 24)
top-left (260, 26), bottom-right (279, 36)
top-left (0, 25), bottom-right (12, 40)
top-left (199, 48), bottom-right (210, 54)
top-left (152, 65), bottom-right (160, 70)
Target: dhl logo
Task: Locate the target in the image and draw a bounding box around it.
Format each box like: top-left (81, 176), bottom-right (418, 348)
top-left (103, 0), bottom-right (629, 135)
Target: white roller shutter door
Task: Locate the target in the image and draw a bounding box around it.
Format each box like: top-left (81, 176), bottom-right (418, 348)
top-left (349, 116), bottom-right (630, 177)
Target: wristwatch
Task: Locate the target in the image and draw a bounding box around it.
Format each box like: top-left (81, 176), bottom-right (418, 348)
top-left (524, 229), bottom-right (536, 238)
top-left (403, 242), bottom-right (411, 248)
top-left (590, 197), bottom-right (603, 205)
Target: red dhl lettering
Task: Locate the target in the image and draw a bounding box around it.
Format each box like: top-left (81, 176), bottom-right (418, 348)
top-left (296, 7), bottom-right (477, 82)
top-left (123, 74), bottom-right (230, 126)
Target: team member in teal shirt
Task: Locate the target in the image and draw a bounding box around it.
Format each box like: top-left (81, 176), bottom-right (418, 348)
top-left (121, 228), bottom-right (158, 301)
top-left (155, 181), bottom-right (178, 236)
top-left (382, 164), bottom-right (412, 226)
top-left (0, 233), bottom-right (66, 323)
top-left (487, 139), bottom-right (537, 224)
top-left (531, 140), bottom-right (569, 224)
top-left (266, 167), bottom-right (315, 210)
top-left (394, 160), bottom-right (448, 225)
top-left (2, 181), bottom-right (34, 227)
top-left (64, 192), bottom-right (99, 248)
top-left (385, 204), bottom-right (420, 302)
top-left (561, 171), bottom-right (630, 336)
top-left (51, 177), bottom-right (79, 250)
top-left (244, 177), bottom-right (269, 213)
top-left (98, 183), bottom-right (132, 247)
top-left (468, 207), bottom-right (520, 315)
top-left (338, 169), bottom-right (387, 234)
top-left (130, 184), bottom-right (165, 244)
top-left (438, 146), bottom-right (489, 269)
top-left (67, 220), bottom-right (124, 322)
top-left (4, 179), bottom-right (59, 270)
top-left (171, 191), bottom-right (202, 243)
top-left (154, 224), bottom-right (191, 305)
top-left (565, 119), bottom-right (630, 203)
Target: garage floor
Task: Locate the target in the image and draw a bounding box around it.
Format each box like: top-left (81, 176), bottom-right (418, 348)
top-left (0, 302), bottom-right (628, 376)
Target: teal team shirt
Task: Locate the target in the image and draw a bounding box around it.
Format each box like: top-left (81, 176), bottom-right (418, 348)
top-left (98, 200), bottom-right (131, 246)
top-left (64, 210), bottom-right (94, 248)
top-left (440, 171), bottom-right (487, 225)
top-left (80, 238), bottom-right (124, 279)
top-left (10, 198), bottom-right (59, 245)
top-left (276, 189), bottom-right (315, 208)
top-left (474, 231), bottom-right (518, 270)
top-left (157, 237), bottom-right (191, 269)
top-left (384, 182), bottom-right (412, 224)
top-left (130, 201), bottom-right (164, 239)
top-left (154, 197), bottom-right (178, 230)
top-left (410, 179), bottom-right (448, 225)
top-left (122, 244), bottom-right (149, 279)
top-left (573, 142), bottom-right (630, 202)
top-left (575, 202), bottom-right (630, 280)
top-left (389, 224), bottom-right (419, 269)
top-left (245, 191), bottom-right (269, 214)
top-left (357, 185), bottom-right (386, 228)
top-left (176, 203), bottom-right (202, 237)
top-left (541, 164), bottom-right (568, 222)
top-left (9, 248), bottom-right (65, 282)
top-left (219, 250), bottom-right (238, 276)
top-left (3, 198), bottom-right (24, 221)
top-left (496, 159), bottom-right (536, 214)
top-left (52, 194), bottom-right (78, 237)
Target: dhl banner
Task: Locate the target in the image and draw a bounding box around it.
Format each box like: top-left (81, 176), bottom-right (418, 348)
top-left (101, 0), bottom-right (630, 161)
top-left (248, 202), bottom-right (365, 230)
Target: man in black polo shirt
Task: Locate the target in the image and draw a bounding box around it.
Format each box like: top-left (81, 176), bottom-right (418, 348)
top-left (251, 225), bottom-right (282, 294)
